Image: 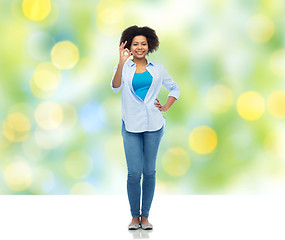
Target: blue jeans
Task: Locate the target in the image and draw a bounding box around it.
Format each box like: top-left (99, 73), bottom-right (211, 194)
top-left (121, 120), bottom-right (165, 218)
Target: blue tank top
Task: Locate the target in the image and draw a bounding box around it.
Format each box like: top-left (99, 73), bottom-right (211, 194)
top-left (132, 70), bottom-right (153, 101)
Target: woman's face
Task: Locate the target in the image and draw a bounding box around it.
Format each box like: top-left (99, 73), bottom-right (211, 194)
top-left (130, 35), bottom-right (149, 59)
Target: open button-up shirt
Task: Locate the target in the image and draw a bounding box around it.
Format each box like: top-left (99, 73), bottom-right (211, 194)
top-left (110, 58), bottom-right (180, 133)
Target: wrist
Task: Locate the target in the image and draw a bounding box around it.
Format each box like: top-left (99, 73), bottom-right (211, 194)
top-left (162, 105), bottom-right (169, 111)
top-left (118, 61), bottom-right (124, 67)
top-left (164, 104), bottom-right (170, 110)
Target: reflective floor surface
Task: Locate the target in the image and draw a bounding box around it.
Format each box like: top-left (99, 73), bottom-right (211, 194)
top-left (0, 195), bottom-right (284, 240)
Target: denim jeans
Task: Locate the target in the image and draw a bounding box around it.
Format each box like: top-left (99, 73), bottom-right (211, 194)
top-left (121, 120), bottom-right (165, 218)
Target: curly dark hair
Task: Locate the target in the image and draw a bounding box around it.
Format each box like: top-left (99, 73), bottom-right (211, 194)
top-left (120, 25), bottom-right (159, 54)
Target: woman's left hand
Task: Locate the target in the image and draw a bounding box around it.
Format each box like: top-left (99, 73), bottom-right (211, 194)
top-left (155, 98), bottom-right (168, 112)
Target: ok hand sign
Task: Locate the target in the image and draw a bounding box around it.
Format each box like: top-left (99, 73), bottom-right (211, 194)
top-left (119, 41), bottom-right (132, 64)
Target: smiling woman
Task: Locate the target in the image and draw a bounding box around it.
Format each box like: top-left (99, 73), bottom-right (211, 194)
top-left (131, 37), bottom-right (148, 59)
top-left (110, 25), bottom-right (180, 230)
top-left (119, 25), bottom-right (159, 56)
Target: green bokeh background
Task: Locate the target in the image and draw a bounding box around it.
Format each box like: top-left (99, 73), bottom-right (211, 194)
top-left (0, 0), bottom-right (284, 194)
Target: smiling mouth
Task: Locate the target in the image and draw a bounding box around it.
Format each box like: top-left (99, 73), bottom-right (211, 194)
top-left (136, 51), bottom-right (145, 55)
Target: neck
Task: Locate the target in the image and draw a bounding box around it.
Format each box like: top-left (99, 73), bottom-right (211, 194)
top-left (132, 57), bottom-right (147, 66)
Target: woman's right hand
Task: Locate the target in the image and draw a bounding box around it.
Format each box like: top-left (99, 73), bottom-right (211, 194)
top-left (119, 41), bottom-right (132, 64)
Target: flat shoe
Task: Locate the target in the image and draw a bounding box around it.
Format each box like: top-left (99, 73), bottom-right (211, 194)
top-left (128, 223), bottom-right (140, 230)
top-left (141, 223), bottom-right (153, 230)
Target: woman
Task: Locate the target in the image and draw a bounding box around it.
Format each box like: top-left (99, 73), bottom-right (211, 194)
top-left (110, 25), bottom-right (180, 230)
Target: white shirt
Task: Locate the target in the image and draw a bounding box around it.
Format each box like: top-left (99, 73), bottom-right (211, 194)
top-left (110, 58), bottom-right (180, 133)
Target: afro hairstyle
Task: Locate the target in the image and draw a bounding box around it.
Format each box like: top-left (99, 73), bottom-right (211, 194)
top-left (119, 25), bottom-right (159, 54)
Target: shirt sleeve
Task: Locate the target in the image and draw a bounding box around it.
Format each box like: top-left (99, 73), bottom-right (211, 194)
top-left (160, 64), bottom-right (180, 100)
top-left (110, 65), bottom-right (123, 93)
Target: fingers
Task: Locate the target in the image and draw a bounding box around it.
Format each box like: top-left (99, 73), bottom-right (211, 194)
top-left (122, 48), bottom-right (130, 56)
top-left (154, 99), bottom-right (163, 111)
top-left (120, 41), bottom-right (129, 55)
top-left (119, 41), bottom-right (127, 51)
top-left (154, 100), bottom-right (161, 107)
top-left (120, 41), bottom-right (127, 48)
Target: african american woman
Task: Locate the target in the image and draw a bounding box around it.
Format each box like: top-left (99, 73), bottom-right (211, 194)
top-left (110, 25), bottom-right (180, 230)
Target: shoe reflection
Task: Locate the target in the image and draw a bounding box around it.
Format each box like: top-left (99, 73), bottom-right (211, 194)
top-left (128, 228), bottom-right (153, 239)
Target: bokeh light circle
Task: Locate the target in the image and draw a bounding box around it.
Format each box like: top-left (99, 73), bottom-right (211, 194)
top-left (34, 127), bottom-right (64, 149)
top-left (22, 0), bottom-right (51, 21)
top-left (30, 62), bottom-right (62, 99)
top-left (51, 41), bottom-right (79, 70)
top-left (96, 1), bottom-right (124, 36)
top-left (267, 90), bottom-right (285, 119)
top-left (162, 148), bottom-right (191, 177)
top-left (205, 84), bottom-right (234, 113)
top-left (3, 159), bottom-right (32, 191)
top-left (269, 49), bottom-right (285, 77)
top-left (61, 103), bottom-right (77, 129)
top-left (237, 91), bottom-right (265, 121)
top-left (189, 126), bottom-right (218, 154)
top-left (247, 14), bottom-right (274, 43)
top-left (35, 101), bottom-right (63, 129)
top-left (2, 113), bottom-right (31, 142)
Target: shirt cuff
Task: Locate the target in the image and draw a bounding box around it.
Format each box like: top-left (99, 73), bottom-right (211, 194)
top-left (110, 80), bottom-right (122, 93)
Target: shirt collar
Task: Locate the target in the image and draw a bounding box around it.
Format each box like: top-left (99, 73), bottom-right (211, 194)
top-left (127, 58), bottom-right (154, 67)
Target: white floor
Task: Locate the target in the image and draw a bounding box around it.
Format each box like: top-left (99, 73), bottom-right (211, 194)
top-left (0, 195), bottom-right (284, 240)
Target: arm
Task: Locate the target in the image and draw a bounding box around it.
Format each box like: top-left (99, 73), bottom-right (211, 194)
top-left (110, 64), bottom-right (123, 93)
top-left (154, 64), bottom-right (180, 112)
top-left (110, 41), bottom-right (132, 93)
top-left (112, 62), bottom-right (124, 88)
